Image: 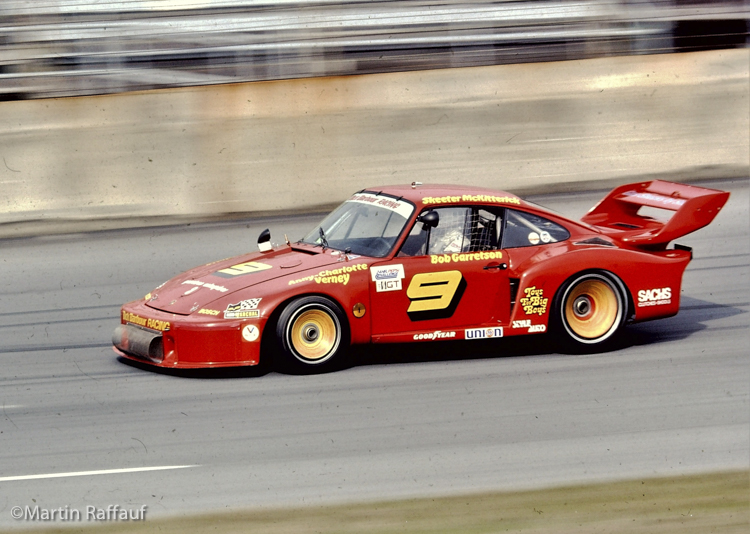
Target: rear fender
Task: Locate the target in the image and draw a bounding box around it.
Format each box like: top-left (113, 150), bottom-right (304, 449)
top-left (510, 246), bottom-right (691, 326)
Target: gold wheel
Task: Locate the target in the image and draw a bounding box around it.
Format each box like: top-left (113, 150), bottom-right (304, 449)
top-left (563, 275), bottom-right (621, 342)
top-left (288, 306), bottom-right (340, 362)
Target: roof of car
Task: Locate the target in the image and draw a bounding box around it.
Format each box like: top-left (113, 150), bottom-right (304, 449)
top-left (362, 183), bottom-right (530, 211)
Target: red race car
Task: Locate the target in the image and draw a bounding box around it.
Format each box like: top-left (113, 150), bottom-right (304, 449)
top-left (113, 181), bottom-right (729, 373)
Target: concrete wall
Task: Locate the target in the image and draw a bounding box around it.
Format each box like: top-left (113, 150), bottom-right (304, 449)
top-left (0, 49), bottom-right (747, 237)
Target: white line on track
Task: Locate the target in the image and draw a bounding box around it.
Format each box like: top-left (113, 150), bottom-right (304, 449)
top-left (0, 465), bottom-right (197, 482)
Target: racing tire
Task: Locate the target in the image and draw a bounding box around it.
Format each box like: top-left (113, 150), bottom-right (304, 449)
top-left (553, 271), bottom-right (627, 351)
top-left (275, 296), bottom-right (349, 374)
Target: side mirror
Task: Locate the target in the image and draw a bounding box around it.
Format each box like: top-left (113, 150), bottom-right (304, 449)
top-left (257, 228), bottom-right (272, 252)
top-left (418, 210), bottom-right (439, 230)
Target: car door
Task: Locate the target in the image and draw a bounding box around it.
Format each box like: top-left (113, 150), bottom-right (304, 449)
top-left (368, 206), bottom-right (511, 338)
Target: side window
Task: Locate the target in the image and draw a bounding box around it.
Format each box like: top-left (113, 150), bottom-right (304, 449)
top-left (501, 209), bottom-right (570, 248)
top-left (398, 207), bottom-right (504, 257)
top-left (427, 207), bottom-right (471, 255)
top-left (467, 209), bottom-right (501, 252)
top-left (398, 207), bottom-right (471, 257)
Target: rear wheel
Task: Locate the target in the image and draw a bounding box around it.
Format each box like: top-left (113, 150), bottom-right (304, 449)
top-left (276, 296), bottom-right (349, 373)
top-left (555, 272), bottom-right (626, 349)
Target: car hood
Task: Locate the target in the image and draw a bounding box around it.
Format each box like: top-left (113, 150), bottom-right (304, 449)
top-left (145, 245), bottom-right (349, 315)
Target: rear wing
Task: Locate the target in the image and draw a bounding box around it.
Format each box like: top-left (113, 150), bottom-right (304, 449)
top-left (581, 180), bottom-right (730, 249)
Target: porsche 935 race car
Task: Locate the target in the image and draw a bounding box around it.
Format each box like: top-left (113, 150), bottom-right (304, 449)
top-left (113, 180), bottom-right (729, 373)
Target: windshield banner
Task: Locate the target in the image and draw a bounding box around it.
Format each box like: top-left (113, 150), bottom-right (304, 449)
top-left (348, 193), bottom-right (414, 219)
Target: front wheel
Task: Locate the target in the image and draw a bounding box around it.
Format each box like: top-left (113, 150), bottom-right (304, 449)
top-left (275, 296), bottom-right (349, 374)
top-left (554, 272), bottom-right (627, 350)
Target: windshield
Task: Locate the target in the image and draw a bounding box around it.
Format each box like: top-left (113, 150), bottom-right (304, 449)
top-left (301, 193), bottom-right (415, 258)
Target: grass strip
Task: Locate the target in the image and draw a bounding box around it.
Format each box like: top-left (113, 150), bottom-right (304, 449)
top-left (8, 470), bottom-right (748, 534)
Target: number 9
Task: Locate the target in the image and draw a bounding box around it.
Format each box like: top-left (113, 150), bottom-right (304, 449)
top-left (406, 271), bottom-right (465, 320)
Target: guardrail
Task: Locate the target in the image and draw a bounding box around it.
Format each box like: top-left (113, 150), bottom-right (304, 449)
top-left (1, 1), bottom-right (748, 99)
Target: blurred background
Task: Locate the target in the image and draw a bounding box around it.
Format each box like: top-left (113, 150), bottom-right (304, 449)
top-left (1, 0), bottom-right (748, 100)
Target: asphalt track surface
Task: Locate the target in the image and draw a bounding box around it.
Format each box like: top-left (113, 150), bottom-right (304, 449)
top-left (0, 179), bottom-right (747, 527)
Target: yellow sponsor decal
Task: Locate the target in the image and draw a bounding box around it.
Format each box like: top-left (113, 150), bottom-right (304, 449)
top-left (423, 195), bottom-right (461, 205)
top-left (288, 263), bottom-right (368, 286)
top-left (197, 309), bottom-right (220, 316)
top-left (122, 311), bottom-right (171, 331)
top-left (520, 286), bottom-right (548, 316)
top-left (430, 251), bottom-right (502, 264)
top-left (316, 273), bottom-right (350, 285)
top-left (422, 194), bottom-right (521, 206)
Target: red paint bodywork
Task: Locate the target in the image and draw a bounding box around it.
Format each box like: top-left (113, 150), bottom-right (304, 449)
top-left (113, 181), bottom-right (729, 368)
